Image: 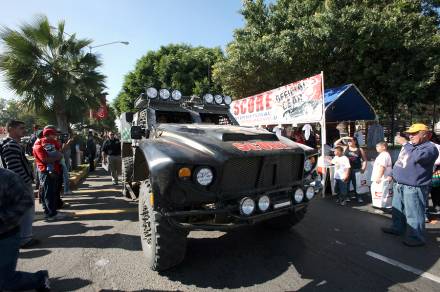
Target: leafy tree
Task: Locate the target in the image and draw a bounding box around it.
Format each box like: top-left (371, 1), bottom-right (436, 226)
top-left (0, 15), bottom-right (106, 131)
top-left (114, 44), bottom-right (224, 114)
top-left (0, 97), bottom-right (49, 131)
top-left (214, 0), bottom-right (440, 129)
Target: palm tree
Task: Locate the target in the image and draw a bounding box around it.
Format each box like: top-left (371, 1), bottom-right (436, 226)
top-left (0, 15), bottom-right (105, 131)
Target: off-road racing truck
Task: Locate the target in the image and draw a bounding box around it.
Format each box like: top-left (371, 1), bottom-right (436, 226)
top-left (120, 88), bottom-right (320, 271)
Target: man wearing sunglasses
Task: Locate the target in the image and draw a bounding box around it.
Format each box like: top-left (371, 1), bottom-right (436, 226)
top-left (382, 124), bottom-right (439, 247)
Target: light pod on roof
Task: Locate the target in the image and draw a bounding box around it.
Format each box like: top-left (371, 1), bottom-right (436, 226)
top-left (146, 87), bottom-right (158, 99)
top-left (214, 95), bottom-right (223, 104)
top-left (203, 93), bottom-right (214, 103)
top-left (172, 90), bottom-right (182, 101)
top-left (159, 89), bottom-right (170, 100)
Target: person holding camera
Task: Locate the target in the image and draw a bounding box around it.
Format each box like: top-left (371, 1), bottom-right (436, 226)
top-left (382, 124), bottom-right (439, 247)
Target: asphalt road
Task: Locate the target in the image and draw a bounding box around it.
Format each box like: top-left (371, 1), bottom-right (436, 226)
top-left (18, 168), bottom-right (440, 291)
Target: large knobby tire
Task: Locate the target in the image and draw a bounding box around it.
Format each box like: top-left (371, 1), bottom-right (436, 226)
top-left (138, 180), bottom-right (188, 271)
top-left (122, 157), bottom-right (134, 198)
top-left (262, 207), bottom-right (307, 230)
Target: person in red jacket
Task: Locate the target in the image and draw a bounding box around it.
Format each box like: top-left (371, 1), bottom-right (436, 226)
top-left (33, 128), bottom-right (67, 221)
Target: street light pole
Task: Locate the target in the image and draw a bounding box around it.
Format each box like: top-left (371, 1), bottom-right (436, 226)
top-left (89, 41), bottom-right (129, 53)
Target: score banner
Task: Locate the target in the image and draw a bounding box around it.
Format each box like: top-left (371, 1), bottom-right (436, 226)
top-left (230, 74), bottom-right (324, 126)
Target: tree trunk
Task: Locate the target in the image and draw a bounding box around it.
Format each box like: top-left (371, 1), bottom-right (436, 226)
top-left (54, 99), bottom-right (69, 132)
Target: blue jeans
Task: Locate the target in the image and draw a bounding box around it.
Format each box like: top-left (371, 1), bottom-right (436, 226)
top-left (391, 183), bottom-right (429, 243)
top-left (40, 171), bottom-right (58, 217)
top-left (0, 227), bottom-right (45, 290)
top-left (19, 183), bottom-right (35, 245)
top-left (60, 158), bottom-right (71, 193)
top-left (349, 169), bottom-right (362, 199)
top-left (335, 179), bottom-right (348, 202)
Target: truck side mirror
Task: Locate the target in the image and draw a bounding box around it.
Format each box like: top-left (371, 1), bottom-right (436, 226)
top-left (131, 126), bottom-right (143, 139)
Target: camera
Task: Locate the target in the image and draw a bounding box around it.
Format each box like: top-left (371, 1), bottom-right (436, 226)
top-left (59, 133), bottom-right (69, 143)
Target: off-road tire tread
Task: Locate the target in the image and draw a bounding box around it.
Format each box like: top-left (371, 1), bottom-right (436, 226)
top-left (139, 180), bottom-right (188, 271)
top-left (122, 156), bottom-right (134, 183)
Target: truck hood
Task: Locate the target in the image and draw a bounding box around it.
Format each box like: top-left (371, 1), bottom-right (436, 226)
top-left (152, 124), bottom-right (314, 163)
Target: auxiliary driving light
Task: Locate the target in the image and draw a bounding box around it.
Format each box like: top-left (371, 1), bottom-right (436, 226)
top-left (172, 90), bottom-right (182, 101)
top-left (224, 96), bottom-right (232, 105)
top-left (159, 89), bottom-right (170, 100)
top-left (240, 197), bottom-right (255, 216)
top-left (214, 94), bottom-right (223, 104)
top-left (146, 87), bottom-right (158, 99)
top-left (306, 186), bottom-right (315, 200)
top-left (258, 195), bottom-right (270, 212)
top-left (195, 167), bottom-right (213, 186)
top-left (294, 188), bottom-right (304, 203)
top-left (203, 93), bottom-right (214, 103)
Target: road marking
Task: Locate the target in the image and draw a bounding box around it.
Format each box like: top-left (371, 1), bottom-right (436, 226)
top-left (95, 258), bottom-right (110, 267)
top-left (366, 251), bottom-right (440, 284)
top-left (73, 208), bottom-right (137, 215)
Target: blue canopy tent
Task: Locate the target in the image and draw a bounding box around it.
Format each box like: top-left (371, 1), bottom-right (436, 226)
top-left (324, 84), bottom-right (376, 122)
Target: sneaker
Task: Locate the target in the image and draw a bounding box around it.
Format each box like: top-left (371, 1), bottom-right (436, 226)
top-left (335, 199), bottom-right (340, 203)
top-left (345, 198), bottom-right (351, 202)
top-left (358, 198), bottom-right (364, 203)
top-left (46, 212), bottom-right (69, 222)
top-left (381, 227), bottom-right (402, 236)
top-left (20, 238), bottom-right (40, 249)
top-left (403, 238), bottom-right (425, 247)
top-left (340, 201), bottom-right (346, 206)
top-left (36, 270), bottom-right (50, 292)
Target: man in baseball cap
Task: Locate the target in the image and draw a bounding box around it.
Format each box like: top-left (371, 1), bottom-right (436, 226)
top-left (382, 123), bottom-right (439, 246)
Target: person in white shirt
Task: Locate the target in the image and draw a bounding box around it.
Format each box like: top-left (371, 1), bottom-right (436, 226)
top-left (371, 141), bottom-right (393, 209)
top-left (331, 146), bottom-right (351, 206)
top-left (371, 142), bottom-right (393, 184)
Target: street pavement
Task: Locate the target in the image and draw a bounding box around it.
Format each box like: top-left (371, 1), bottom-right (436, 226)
top-left (18, 168), bottom-right (440, 291)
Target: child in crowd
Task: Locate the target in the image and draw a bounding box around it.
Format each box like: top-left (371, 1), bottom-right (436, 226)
top-left (331, 146), bottom-right (351, 206)
top-left (371, 141), bottom-right (393, 209)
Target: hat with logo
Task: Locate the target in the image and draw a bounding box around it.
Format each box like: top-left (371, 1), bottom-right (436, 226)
top-left (404, 123), bottom-right (429, 134)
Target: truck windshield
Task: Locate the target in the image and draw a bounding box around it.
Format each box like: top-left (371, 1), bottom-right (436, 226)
top-left (199, 113), bottom-right (233, 125)
top-left (156, 110), bottom-right (193, 124)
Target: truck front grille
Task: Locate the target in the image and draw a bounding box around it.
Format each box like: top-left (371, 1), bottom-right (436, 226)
top-left (220, 154), bottom-right (303, 192)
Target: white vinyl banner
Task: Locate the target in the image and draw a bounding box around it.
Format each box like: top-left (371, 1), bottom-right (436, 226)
top-left (230, 74), bottom-right (324, 126)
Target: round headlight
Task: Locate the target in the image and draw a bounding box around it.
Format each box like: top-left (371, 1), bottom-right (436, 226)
top-left (196, 168), bottom-right (213, 186)
top-left (159, 89), bottom-right (170, 100)
top-left (240, 197), bottom-right (255, 216)
top-left (304, 159), bottom-right (313, 172)
top-left (146, 87), bottom-right (158, 99)
top-left (214, 94), bottom-right (223, 104)
top-left (306, 186), bottom-right (315, 200)
top-left (203, 94), bottom-right (214, 103)
top-left (258, 195), bottom-right (270, 212)
top-left (294, 188), bottom-right (304, 203)
top-left (224, 96), bottom-right (232, 105)
top-left (171, 90), bottom-right (182, 101)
